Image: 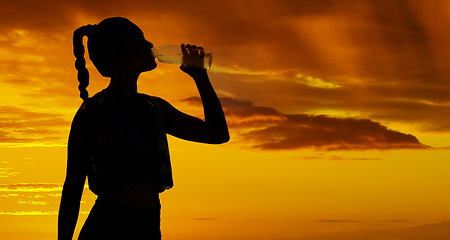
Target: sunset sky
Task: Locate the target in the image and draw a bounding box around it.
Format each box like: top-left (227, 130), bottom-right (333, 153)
top-left (1, 0), bottom-right (450, 239)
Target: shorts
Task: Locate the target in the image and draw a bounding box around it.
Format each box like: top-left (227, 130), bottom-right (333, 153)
top-left (78, 197), bottom-right (162, 240)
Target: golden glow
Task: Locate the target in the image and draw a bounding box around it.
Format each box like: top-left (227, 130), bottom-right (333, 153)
top-left (1, 1), bottom-right (450, 240)
top-left (295, 73), bottom-right (341, 89)
top-left (210, 65), bottom-right (285, 77)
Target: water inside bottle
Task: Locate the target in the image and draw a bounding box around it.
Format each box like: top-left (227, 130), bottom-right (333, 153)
top-left (152, 44), bottom-right (212, 69)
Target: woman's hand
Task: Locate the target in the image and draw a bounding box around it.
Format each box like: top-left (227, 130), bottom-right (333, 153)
top-left (180, 44), bottom-right (207, 78)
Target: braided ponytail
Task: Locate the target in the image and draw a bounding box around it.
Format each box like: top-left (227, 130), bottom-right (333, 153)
top-left (73, 25), bottom-right (95, 101)
top-left (73, 18), bottom-right (137, 101)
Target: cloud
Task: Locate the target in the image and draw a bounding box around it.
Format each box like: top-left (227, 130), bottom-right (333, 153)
top-left (0, 0), bottom-right (76, 34)
top-left (0, 210), bottom-right (90, 216)
top-left (0, 210), bottom-right (58, 216)
top-left (247, 114), bottom-right (426, 150)
top-left (389, 219), bottom-right (411, 222)
top-left (183, 97), bottom-right (427, 150)
top-left (0, 183), bottom-right (93, 215)
top-left (317, 219), bottom-right (362, 223)
top-left (193, 218), bottom-right (215, 221)
top-left (0, 167), bottom-right (20, 177)
top-left (2, 0), bottom-right (446, 83)
top-left (183, 96), bottom-right (287, 129)
top-left (0, 106), bottom-right (70, 145)
top-left (302, 155), bottom-right (381, 161)
top-left (18, 200), bottom-right (49, 206)
top-left (210, 70), bottom-right (450, 134)
top-left (0, 183), bottom-right (62, 192)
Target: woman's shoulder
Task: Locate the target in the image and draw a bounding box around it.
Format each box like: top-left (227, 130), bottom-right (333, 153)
top-left (138, 93), bottom-right (169, 106)
top-left (75, 92), bottom-right (106, 119)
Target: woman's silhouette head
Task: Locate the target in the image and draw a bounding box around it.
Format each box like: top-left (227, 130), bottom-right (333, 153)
top-left (73, 17), bottom-right (156, 100)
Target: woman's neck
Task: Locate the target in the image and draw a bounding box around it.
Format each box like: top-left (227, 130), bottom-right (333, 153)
top-left (108, 71), bottom-right (140, 97)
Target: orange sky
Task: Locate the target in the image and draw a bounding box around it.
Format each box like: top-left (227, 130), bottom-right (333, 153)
top-left (1, 0), bottom-right (450, 239)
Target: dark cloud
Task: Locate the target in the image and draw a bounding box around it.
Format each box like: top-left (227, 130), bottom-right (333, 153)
top-left (246, 114), bottom-right (426, 150)
top-left (183, 97), bottom-right (427, 150)
top-left (0, 0), bottom-right (76, 37)
top-left (182, 96), bottom-right (285, 129)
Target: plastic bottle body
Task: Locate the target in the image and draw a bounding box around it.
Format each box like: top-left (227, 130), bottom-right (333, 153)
top-left (152, 44), bottom-right (213, 69)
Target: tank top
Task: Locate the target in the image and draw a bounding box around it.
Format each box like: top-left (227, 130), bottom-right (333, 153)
top-left (85, 89), bottom-right (173, 195)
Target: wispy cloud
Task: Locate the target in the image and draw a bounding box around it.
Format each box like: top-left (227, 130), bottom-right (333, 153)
top-left (0, 183), bottom-right (62, 192)
top-left (0, 183), bottom-right (92, 215)
top-left (303, 155), bottom-right (381, 161)
top-left (317, 219), bottom-right (362, 223)
top-left (0, 106), bottom-right (69, 146)
top-left (0, 167), bottom-right (19, 177)
top-left (0, 210), bottom-right (90, 216)
top-left (0, 211), bottom-right (58, 216)
top-left (193, 218), bottom-right (215, 221)
top-left (17, 200), bottom-right (49, 206)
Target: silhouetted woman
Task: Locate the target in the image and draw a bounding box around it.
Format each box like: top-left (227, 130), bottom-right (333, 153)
top-left (58, 17), bottom-right (229, 240)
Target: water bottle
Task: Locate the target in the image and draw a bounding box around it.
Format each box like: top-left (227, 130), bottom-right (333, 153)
top-left (152, 44), bottom-right (213, 69)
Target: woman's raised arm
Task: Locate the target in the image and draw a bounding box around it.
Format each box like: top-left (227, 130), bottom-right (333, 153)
top-left (154, 44), bottom-right (229, 144)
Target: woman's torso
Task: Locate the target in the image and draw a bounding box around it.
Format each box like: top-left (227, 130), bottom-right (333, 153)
top-left (86, 89), bottom-right (173, 209)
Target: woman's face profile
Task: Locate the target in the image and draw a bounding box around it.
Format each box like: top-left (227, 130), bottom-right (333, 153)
top-left (113, 22), bottom-right (157, 74)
